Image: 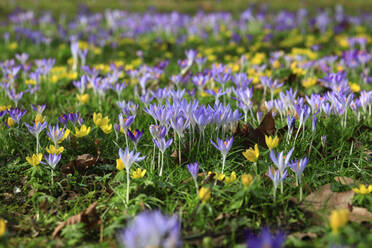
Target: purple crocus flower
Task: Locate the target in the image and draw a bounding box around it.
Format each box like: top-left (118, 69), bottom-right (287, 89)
top-left (268, 166), bottom-right (288, 199)
top-left (210, 137), bottom-right (233, 173)
top-left (269, 148), bottom-right (294, 174)
top-left (149, 125), bottom-right (167, 139)
top-left (290, 157), bottom-right (308, 178)
top-left (116, 210), bottom-right (182, 248)
top-left (153, 138), bottom-right (173, 154)
top-left (118, 114), bottom-right (135, 131)
top-left (47, 124), bottom-right (66, 146)
top-left (58, 114), bottom-right (69, 126)
top-left (246, 227), bottom-right (286, 248)
top-left (31, 104), bottom-right (46, 114)
top-left (170, 114), bottom-right (189, 138)
top-left (68, 112), bottom-right (82, 125)
top-left (210, 137), bottom-right (234, 157)
top-left (127, 128), bottom-right (144, 148)
top-left (7, 108), bottom-right (27, 124)
top-left (25, 121), bottom-right (47, 138)
top-left (186, 162), bottom-right (199, 181)
top-left (44, 153), bottom-right (61, 169)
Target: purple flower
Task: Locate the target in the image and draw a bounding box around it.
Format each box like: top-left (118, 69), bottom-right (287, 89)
top-left (210, 137), bottom-right (233, 157)
top-left (149, 125), bottom-right (167, 139)
top-left (269, 148), bottom-right (294, 174)
top-left (268, 166), bottom-right (288, 190)
top-left (58, 114), bottom-right (69, 126)
top-left (7, 108), bottom-right (26, 124)
top-left (127, 128), bottom-right (144, 146)
top-left (118, 147), bottom-right (146, 171)
top-left (289, 157), bottom-right (308, 183)
top-left (44, 153), bottom-right (61, 169)
top-left (119, 114), bottom-right (135, 131)
top-left (47, 124), bottom-right (66, 146)
top-left (246, 227), bottom-right (286, 248)
top-left (153, 138), bottom-right (173, 153)
top-left (116, 210), bottom-right (182, 248)
top-left (31, 104), bottom-right (46, 114)
top-left (186, 162), bottom-right (199, 181)
top-left (25, 121), bottom-right (47, 137)
top-left (170, 114), bottom-right (189, 138)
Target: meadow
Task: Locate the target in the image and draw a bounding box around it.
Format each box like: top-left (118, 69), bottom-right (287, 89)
top-left (0, 2), bottom-right (372, 247)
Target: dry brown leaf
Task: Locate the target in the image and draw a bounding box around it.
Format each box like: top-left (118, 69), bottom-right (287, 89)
top-left (349, 207), bottom-right (372, 222)
top-left (52, 202), bottom-right (100, 238)
top-left (300, 184), bottom-right (354, 217)
top-left (334, 176), bottom-right (354, 185)
top-left (61, 154), bottom-right (99, 174)
top-left (182, 172), bottom-right (204, 184)
top-left (234, 110), bottom-right (276, 148)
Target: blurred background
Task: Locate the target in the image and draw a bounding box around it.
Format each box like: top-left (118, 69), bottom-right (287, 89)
top-left (1, 0), bottom-right (372, 16)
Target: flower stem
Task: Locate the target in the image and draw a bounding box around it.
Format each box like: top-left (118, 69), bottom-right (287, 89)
top-left (126, 171), bottom-right (130, 204)
top-left (159, 152), bottom-right (164, 176)
top-left (221, 155), bottom-right (226, 174)
top-left (178, 134), bottom-right (182, 165)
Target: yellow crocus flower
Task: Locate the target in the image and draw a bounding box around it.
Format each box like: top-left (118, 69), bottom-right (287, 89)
top-left (131, 168), bottom-right (146, 179)
top-left (225, 171), bottom-right (237, 184)
top-left (199, 187), bottom-right (211, 203)
top-left (100, 124), bottom-right (112, 134)
top-left (58, 128), bottom-right (70, 143)
top-left (74, 125), bottom-right (91, 138)
top-left (46, 145), bottom-right (64, 154)
top-left (0, 219), bottom-right (5, 237)
top-left (7, 117), bottom-right (15, 127)
top-left (26, 153), bottom-right (43, 167)
top-left (352, 184), bottom-right (372, 194)
top-left (77, 94), bottom-right (89, 104)
top-left (329, 209), bottom-right (349, 234)
top-left (116, 158), bottom-right (125, 171)
top-left (242, 144), bottom-right (259, 162)
top-left (241, 174), bottom-right (253, 188)
top-left (265, 135), bottom-right (279, 150)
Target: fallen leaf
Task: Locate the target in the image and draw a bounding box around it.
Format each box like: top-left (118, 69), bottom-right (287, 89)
top-left (349, 207), bottom-right (372, 223)
top-left (300, 184), bottom-right (354, 223)
top-left (52, 202), bottom-right (100, 238)
top-left (182, 172), bottom-right (204, 184)
top-left (234, 110), bottom-right (276, 148)
top-left (334, 176), bottom-right (354, 185)
top-left (61, 154), bottom-right (99, 174)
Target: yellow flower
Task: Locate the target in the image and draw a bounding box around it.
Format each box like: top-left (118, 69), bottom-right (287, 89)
top-left (25, 79), bottom-right (36, 85)
top-left (349, 83), bottom-right (361, 93)
top-left (352, 184), bottom-right (372, 194)
top-left (265, 135), bottom-right (279, 150)
top-left (208, 171), bottom-right (225, 181)
top-left (46, 145), bottom-right (64, 154)
top-left (8, 42), bottom-right (18, 50)
top-left (329, 209), bottom-right (349, 234)
top-left (241, 174), bottom-right (253, 188)
top-left (100, 124), bottom-right (112, 134)
top-left (58, 128), bottom-right (70, 143)
top-left (7, 117), bottom-right (15, 127)
top-left (0, 105), bottom-right (11, 111)
top-left (302, 77), bottom-right (317, 88)
top-left (116, 158), bottom-right (125, 171)
top-left (74, 125), bottom-right (91, 138)
top-left (0, 218), bottom-right (5, 237)
top-left (93, 113), bottom-right (110, 127)
top-left (35, 114), bottom-right (45, 125)
top-left (242, 144), bottom-right (259, 162)
top-left (199, 187), bottom-right (211, 203)
top-left (131, 168), bottom-right (146, 179)
top-left (225, 171), bottom-right (237, 184)
top-left (77, 94), bottom-right (89, 104)
top-left (273, 60), bottom-right (281, 69)
top-left (26, 153), bottom-right (43, 167)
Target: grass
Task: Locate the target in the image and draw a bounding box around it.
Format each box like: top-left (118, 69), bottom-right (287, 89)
top-left (0, 2), bottom-right (372, 248)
